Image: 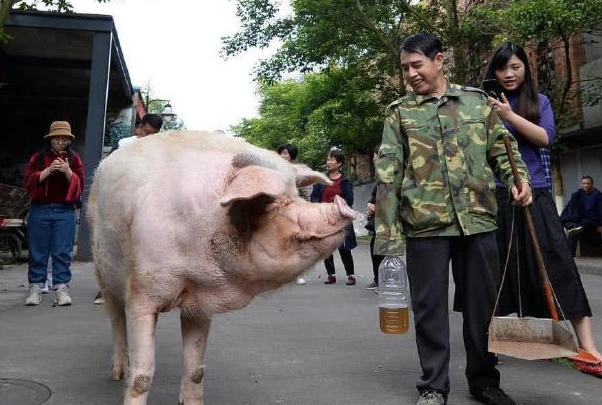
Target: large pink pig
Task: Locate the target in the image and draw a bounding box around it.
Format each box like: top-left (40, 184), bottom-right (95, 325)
top-left (87, 131), bottom-right (355, 405)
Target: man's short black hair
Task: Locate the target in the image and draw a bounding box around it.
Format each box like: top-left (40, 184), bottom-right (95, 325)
top-left (277, 143), bottom-right (298, 160)
top-left (401, 32), bottom-right (443, 60)
top-left (141, 114), bottom-right (163, 131)
top-left (582, 175), bottom-right (594, 184)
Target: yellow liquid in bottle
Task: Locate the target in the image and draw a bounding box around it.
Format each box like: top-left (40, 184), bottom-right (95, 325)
top-left (379, 306), bottom-right (409, 334)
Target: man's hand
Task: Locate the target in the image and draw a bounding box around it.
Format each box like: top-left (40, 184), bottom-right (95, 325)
top-left (511, 182), bottom-right (532, 206)
top-left (366, 202), bottom-right (375, 217)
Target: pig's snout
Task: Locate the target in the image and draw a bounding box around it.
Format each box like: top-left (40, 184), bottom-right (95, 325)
top-left (334, 195), bottom-right (356, 220)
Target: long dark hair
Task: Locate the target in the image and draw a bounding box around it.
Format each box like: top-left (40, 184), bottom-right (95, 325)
top-left (34, 139), bottom-right (77, 167)
top-left (484, 42), bottom-right (540, 123)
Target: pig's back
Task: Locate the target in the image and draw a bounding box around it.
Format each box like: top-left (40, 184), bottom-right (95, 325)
top-left (89, 131), bottom-right (280, 299)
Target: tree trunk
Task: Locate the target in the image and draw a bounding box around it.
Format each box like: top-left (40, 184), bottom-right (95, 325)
top-left (550, 32), bottom-right (574, 209)
top-left (557, 31), bottom-right (573, 119)
top-left (0, 0), bottom-right (21, 36)
top-left (445, 0), bottom-right (467, 84)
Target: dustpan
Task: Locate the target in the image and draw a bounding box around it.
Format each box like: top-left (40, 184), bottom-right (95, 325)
top-left (487, 136), bottom-right (579, 361)
top-left (489, 316), bottom-right (578, 360)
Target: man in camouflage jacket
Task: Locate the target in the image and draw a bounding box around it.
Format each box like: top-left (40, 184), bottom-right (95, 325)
top-left (375, 33), bottom-right (531, 405)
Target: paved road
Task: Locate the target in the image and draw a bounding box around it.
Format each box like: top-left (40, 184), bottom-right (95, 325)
top-left (1, 242), bottom-right (601, 405)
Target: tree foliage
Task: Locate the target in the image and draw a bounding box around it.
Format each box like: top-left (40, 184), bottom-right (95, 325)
top-left (222, 0), bottom-right (418, 94)
top-left (232, 66), bottom-right (382, 170)
top-left (498, 0), bottom-right (602, 124)
top-left (224, 0), bottom-right (500, 172)
top-left (226, 0), bottom-right (602, 188)
top-left (0, 0), bottom-right (110, 42)
top-left (493, 0), bottom-right (602, 195)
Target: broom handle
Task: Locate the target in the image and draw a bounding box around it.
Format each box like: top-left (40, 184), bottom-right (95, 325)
top-left (502, 135), bottom-right (559, 321)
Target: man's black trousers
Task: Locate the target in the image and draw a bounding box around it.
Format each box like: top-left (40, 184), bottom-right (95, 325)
top-left (406, 231), bottom-right (500, 396)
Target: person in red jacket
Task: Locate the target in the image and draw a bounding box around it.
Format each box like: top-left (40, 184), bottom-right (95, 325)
top-left (23, 121), bottom-right (84, 306)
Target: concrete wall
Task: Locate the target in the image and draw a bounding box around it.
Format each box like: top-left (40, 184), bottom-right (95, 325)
top-left (353, 182), bottom-right (374, 213)
top-left (579, 58), bottom-right (602, 129)
top-left (557, 34), bottom-right (602, 209)
top-left (584, 31), bottom-right (602, 62)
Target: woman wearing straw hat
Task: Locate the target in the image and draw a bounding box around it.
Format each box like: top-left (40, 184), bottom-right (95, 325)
top-left (23, 121), bottom-right (84, 306)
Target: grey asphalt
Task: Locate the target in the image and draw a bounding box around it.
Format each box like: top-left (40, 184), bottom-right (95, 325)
top-left (1, 242), bottom-right (602, 405)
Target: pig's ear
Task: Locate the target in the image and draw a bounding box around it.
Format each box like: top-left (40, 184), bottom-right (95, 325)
top-left (220, 166), bottom-right (286, 206)
top-left (292, 164), bottom-right (332, 188)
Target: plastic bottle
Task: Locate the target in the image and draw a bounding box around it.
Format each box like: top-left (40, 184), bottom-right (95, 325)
top-left (378, 256), bottom-right (410, 334)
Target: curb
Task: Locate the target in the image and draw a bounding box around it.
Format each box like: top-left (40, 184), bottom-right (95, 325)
top-left (575, 258), bottom-right (602, 277)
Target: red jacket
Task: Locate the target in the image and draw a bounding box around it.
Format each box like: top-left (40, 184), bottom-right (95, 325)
top-left (24, 150), bottom-right (84, 204)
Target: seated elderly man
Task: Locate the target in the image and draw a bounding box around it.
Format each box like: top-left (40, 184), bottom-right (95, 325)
top-left (561, 175), bottom-right (602, 257)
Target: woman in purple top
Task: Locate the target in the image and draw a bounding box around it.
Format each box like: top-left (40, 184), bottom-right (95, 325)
top-left (485, 42), bottom-right (600, 361)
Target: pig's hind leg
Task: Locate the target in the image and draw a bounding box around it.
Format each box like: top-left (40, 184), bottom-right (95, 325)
top-left (104, 290), bottom-right (129, 381)
top-left (179, 312), bottom-right (211, 405)
top-left (123, 302), bottom-right (159, 405)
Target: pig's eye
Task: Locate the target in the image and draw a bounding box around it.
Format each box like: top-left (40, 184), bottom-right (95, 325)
top-left (293, 232), bottom-right (311, 242)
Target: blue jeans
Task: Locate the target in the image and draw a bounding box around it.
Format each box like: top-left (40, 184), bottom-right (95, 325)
top-left (27, 203), bottom-right (76, 288)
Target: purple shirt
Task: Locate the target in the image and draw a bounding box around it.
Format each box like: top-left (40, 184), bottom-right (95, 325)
top-left (496, 93), bottom-right (556, 189)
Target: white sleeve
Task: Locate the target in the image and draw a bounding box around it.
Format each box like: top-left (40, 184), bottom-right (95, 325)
top-left (118, 136), bottom-right (137, 148)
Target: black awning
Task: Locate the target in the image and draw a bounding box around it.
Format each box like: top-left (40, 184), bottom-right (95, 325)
top-left (1, 10), bottom-right (133, 107)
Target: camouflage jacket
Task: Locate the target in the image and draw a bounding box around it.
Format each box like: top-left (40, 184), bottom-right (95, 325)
top-left (374, 82), bottom-right (530, 255)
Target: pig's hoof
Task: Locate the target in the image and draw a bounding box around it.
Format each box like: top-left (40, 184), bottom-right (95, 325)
top-left (111, 363), bottom-right (128, 380)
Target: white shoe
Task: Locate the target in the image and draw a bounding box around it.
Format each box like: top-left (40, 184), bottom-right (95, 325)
top-left (295, 277), bottom-right (306, 285)
top-left (25, 285), bottom-right (41, 306)
top-left (54, 284), bottom-right (72, 306)
top-left (93, 291), bottom-right (105, 305)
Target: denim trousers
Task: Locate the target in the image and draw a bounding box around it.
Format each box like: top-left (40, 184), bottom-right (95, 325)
top-left (27, 203), bottom-right (76, 288)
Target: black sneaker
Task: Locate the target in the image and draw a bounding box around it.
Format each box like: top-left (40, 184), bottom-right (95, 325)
top-left (417, 390), bottom-right (447, 405)
top-left (473, 386), bottom-right (517, 405)
top-left (324, 275), bottom-right (336, 284)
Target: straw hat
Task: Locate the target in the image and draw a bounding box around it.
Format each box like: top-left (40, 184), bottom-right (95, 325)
top-left (44, 121), bottom-right (75, 139)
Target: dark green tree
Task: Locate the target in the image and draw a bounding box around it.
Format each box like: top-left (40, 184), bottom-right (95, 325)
top-left (494, 0), bottom-right (602, 197)
top-left (499, 0), bottom-right (602, 123)
top-left (222, 0), bottom-right (422, 97)
top-left (0, 0), bottom-right (110, 42)
top-left (224, 0), bottom-right (499, 174)
top-left (232, 66), bottom-right (382, 171)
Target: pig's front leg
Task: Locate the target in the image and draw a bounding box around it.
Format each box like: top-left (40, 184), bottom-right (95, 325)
top-left (124, 305), bottom-right (158, 405)
top-left (179, 313), bottom-right (211, 405)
